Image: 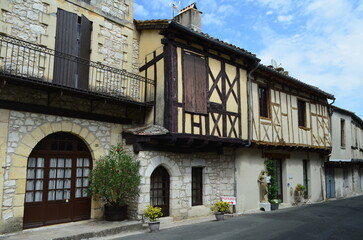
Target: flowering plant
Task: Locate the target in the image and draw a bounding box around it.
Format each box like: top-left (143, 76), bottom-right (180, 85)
top-left (87, 144), bottom-right (141, 206)
top-left (210, 201), bottom-right (230, 213)
top-left (144, 205), bottom-right (163, 222)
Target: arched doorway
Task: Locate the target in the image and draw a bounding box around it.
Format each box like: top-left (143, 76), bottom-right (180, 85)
top-left (23, 132), bottom-right (92, 229)
top-left (150, 166), bottom-right (170, 217)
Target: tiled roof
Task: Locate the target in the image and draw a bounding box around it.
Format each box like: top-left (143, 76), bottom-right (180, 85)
top-left (258, 64), bottom-right (335, 99)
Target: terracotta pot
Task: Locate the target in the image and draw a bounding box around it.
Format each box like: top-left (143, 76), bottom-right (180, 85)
top-left (104, 204), bottom-right (127, 221)
top-left (148, 221), bottom-right (160, 232)
top-left (215, 212), bottom-right (225, 221)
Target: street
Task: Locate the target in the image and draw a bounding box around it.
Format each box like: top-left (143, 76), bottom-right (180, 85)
top-left (117, 195), bottom-right (363, 240)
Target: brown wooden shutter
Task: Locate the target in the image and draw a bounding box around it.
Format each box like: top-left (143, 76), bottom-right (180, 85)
top-left (194, 55), bottom-right (207, 114)
top-left (183, 52), bottom-right (207, 114)
top-left (53, 9), bottom-right (78, 87)
top-left (78, 15), bottom-right (91, 90)
top-left (184, 52), bottom-right (195, 113)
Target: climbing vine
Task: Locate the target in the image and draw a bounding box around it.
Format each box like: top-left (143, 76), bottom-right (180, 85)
top-left (264, 159), bottom-right (278, 202)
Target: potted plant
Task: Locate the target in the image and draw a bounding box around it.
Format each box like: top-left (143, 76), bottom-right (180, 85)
top-left (210, 201), bottom-right (230, 221)
top-left (144, 205), bottom-right (163, 232)
top-left (264, 160), bottom-right (281, 210)
top-left (87, 144), bottom-right (141, 221)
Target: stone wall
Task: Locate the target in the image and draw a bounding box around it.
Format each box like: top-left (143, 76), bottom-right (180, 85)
top-left (132, 149), bottom-right (235, 220)
top-left (0, 110), bottom-right (113, 232)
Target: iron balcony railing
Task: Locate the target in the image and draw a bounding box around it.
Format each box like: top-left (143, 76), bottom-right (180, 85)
top-left (0, 34), bottom-right (154, 105)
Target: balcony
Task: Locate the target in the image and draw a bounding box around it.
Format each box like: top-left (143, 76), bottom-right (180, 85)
top-left (0, 34), bottom-right (154, 107)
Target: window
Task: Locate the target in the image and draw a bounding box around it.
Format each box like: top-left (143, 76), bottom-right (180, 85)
top-left (303, 160), bottom-right (309, 199)
top-left (298, 100), bottom-right (306, 127)
top-left (341, 119), bottom-right (345, 147)
top-left (258, 86), bottom-right (269, 118)
top-left (54, 9), bottom-right (92, 89)
top-left (192, 167), bottom-right (203, 206)
top-left (183, 52), bottom-right (207, 114)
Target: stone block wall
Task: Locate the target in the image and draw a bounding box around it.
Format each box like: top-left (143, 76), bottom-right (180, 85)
top-left (0, 110), bottom-right (115, 233)
top-left (132, 149), bottom-right (235, 220)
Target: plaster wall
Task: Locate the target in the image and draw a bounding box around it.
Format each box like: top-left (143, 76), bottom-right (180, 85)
top-left (330, 111), bottom-right (351, 161)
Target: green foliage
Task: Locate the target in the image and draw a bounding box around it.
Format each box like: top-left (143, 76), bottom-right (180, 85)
top-left (296, 184), bottom-right (306, 192)
top-left (87, 144), bottom-right (141, 206)
top-left (264, 159), bottom-right (278, 202)
top-left (270, 199), bottom-right (282, 204)
top-left (210, 201), bottom-right (230, 213)
top-left (144, 205), bottom-right (163, 222)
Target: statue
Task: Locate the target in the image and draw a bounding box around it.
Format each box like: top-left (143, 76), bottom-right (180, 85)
top-left (258, 170), bottom-right (268, 203)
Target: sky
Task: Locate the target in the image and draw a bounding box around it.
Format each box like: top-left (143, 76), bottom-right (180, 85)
top-left (134, 0), bottom-right (363, 118)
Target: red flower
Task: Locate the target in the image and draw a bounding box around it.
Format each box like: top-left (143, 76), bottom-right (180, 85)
top-left (116, 149), bottom-right (120, 152)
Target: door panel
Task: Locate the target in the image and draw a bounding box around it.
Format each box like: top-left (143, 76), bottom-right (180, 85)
top-left (150, 166), bottom-right (170, 217)
top-left (23, 133), bottom-right (92, 229)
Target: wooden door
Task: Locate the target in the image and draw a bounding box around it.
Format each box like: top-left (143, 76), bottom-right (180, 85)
top-left (23, 133), bottom-right (92, 229)
top-left (150, 166), bottom-right (170, 217)
top-left (325, 168), bottom-right (335, 198)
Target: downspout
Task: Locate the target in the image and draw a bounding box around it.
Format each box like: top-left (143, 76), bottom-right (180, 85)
top-left (246, 60), bottom-right (260, 147)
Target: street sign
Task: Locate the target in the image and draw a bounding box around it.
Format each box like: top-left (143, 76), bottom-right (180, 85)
top-left (221, 196), bottom-right (236, 205)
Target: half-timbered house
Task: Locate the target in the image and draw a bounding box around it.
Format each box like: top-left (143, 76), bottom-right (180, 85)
top-left (235, 65), bottom-right (334, 211)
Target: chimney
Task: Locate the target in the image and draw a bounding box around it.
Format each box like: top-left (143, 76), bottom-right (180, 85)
top-left (173, 2), bottom-right (202, 32)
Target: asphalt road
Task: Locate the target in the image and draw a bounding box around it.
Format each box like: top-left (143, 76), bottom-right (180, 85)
top-left (117, 195), bottom-right (363, 240)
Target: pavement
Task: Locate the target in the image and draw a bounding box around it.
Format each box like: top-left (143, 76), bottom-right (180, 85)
top-left (0, 198), bottom-right (348, 240)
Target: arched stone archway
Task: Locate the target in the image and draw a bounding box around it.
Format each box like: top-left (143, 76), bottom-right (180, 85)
top-left (150, 166), bottom-right (170, 217)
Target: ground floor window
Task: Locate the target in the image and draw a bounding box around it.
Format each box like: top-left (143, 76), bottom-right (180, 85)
top-left (192, 167), bottom-right (203, 206)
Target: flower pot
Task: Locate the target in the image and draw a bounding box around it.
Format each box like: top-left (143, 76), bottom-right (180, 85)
top-left (104, 204), bottom-right (127, 221)
top-left (148, 221), bottom-right (160, 232)
top-left (215, 212), bottom-right (225, 221)
top-left (271, 203), bottom-right (279, 211)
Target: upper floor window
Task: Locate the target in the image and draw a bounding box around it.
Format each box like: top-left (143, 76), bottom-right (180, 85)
top-left (341, 119), bottom-right (345, 147)
top-left (298, 100), bottom-right (306, 127)
top-left (258, 86), bottom-right (269, 118)
top-left (183, 52), bottom-right (207, 114)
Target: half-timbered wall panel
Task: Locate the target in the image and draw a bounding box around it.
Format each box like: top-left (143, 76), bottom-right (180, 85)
top-left (251, 82), bottom-right (330, 148)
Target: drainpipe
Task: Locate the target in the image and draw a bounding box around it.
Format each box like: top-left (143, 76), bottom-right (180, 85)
top-left (246, 60), bottom-right (260, 147)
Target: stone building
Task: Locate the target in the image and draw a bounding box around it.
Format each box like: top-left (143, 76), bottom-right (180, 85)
top-left (0, 0), bottom-right (153, 233)
top-left (325, 106), bottom-right (363, 198)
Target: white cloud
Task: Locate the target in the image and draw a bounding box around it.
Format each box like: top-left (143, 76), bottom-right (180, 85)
top-left (134, 3), bottom-right (149, 18)
top-left (277, 15), bottom-right (293, 23)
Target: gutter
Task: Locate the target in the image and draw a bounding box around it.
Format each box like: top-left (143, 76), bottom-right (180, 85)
top-left (246, 60), bottom-right (260, 147)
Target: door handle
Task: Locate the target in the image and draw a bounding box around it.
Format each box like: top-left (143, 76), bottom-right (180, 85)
top-left (65, 199), bottom-right (69, 203)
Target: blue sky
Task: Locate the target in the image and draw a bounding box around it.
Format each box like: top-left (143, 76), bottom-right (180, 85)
top-left (134, 0), bottom-right (363, 118)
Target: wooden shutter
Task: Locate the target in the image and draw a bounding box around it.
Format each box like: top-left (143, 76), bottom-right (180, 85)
top-left (78, 15), bottom-right (92, 90)
top-left (183, 52), bottom-right (207, 114)
top-left (53, 9), bottom-right (78, 87)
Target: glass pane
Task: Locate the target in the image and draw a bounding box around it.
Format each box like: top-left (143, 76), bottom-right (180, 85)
top-left (64, 190), bottom-right (71, 199)
top-left (50, 158), bottom-right (57, 168)
top-left (26, 192), bottom-right (34, 202)
top-left (66, 158), bottom-right (72, 168)
top-left (35, 180), bottom-right (43, 190)
top-left (76, 188), bottom-right (81, 198)
top-left (49, 169), bottom-right (56, 178)
top-left (82, 189), bottom-right (88, 197)
top-left (56, 190), bottom-right (63, 200)
top-left (28, 158), bottom-right (36, 168)
top-left (48, 180), bottom-right (55, 189)
top-left (57, 169), bottom-right (64, 178)
top-left (84, 158), bottom-right (89, 167)
top-left (76, 168), bottom-right (83, 177)
top-left (27, 169), bottom-right (35, 179)
top-left (83, 178), bottom-right (89, 187)
top-left (65, 169), bottom-right (72, 178)
top-left (35, 191), bottom-right (42, 202)
top-left (64, 179), bottom-right (71, 189)
top-left (58, 158), bottom-right (64, 168)
top-left (77, 158), bottom-right (83, 167)
top-left (26, 180), bottom-right (34, 191)
top-left (37, 158), bottom-right (44, 167)
top-left (83, 168), bottom-right (89, 177)
top-left (36, 169), bottom-right (44, 179)
top-left (76, 178), bottom-right (82, 187)
top-left (48, 190), bottom-right (55, 201)
top-left (56, 180), bottom-right (63, 189)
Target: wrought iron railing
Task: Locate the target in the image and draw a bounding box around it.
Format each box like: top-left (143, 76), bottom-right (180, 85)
top-left (0, 34), bottom-right (154, 104)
